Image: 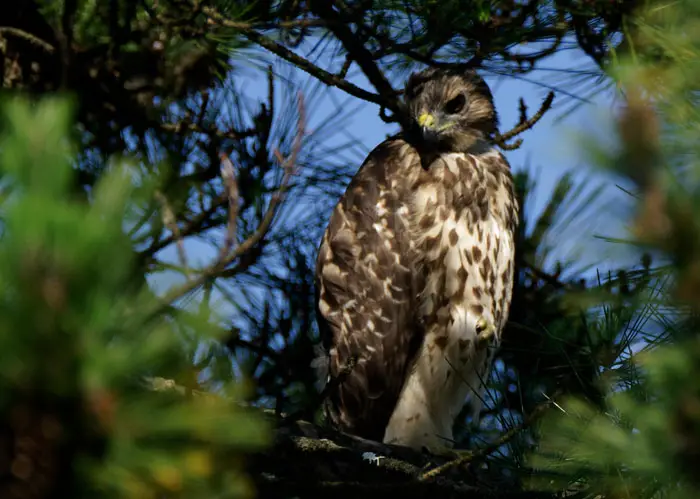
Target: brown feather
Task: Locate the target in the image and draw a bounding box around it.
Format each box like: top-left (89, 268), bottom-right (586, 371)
top-left (315, 139), bottom-right (425, 441)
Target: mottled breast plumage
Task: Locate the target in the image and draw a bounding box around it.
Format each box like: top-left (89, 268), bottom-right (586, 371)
top-left (410, 150), bottom-right (518, 332)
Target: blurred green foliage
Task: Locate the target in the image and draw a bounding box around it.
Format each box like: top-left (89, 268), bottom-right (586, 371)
top-left (0, 98), bottom-right (268, 498)
top-left (526, 1), bottom-right (700, 497)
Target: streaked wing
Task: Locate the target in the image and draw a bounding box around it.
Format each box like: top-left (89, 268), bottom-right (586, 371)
top-left (315, 138), bottom-right (424, 441)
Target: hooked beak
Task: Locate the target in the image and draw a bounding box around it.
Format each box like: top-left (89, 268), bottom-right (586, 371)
top-left (416, 112), bottom-right (453, 143)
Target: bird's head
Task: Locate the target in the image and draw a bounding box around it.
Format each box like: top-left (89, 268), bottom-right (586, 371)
top-left (403, 68), bottom-right (498, 153)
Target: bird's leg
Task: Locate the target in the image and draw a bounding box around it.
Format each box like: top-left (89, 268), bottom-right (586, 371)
top-left (475, 317), bottom-right (496, 349)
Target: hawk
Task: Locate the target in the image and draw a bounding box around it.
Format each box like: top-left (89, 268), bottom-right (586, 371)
top-left (314, 67), bottom-right (519, 453)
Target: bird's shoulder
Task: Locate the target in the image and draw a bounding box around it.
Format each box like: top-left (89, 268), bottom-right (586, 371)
top-left (320, 136), bottom-right (418, 236)
top-left (353, 135), bottom-right (419, 180)
top-left (316, 135), bottom-right (417, 279)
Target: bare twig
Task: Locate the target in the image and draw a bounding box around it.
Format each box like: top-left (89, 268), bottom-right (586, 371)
top-left (218, 153), bottom-right (240, 261)
top-left (495, 92), bottom-right (555, 150)
top-left (526, 263), bottom-right (570, 290)
top-left (154, 190), bottom-right (190, 279)
top-left (338, 55), bottom-right (352, 78)
top-left (499, 34), bottom-right (564, 73)
top-left (518, 97), bottom-right (528, 125)
top-left (143, 193), bottom-right (228, 258)
top-left (498, 138), bottom-right (524, 151)
top-left (203, 11), bottom-right (329, 31)
top-left (308, 1), bottom-right (401, 115)
top-left (152, 93), bottom-right (307, 312)
top-left (159, 121), bottom-right (256, 140)
top-left (247, 29), bottom-right (387, 108)
top-left (0, 27), bottom-right (55, 53)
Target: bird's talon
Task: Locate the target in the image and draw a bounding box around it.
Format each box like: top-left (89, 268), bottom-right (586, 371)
top-left (475, 316), bottom-right (490, 333)
top-left (475, 317), bottom-right (495, 348)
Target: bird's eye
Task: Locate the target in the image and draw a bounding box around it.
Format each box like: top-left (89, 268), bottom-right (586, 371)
top-left (444, 94), bottom-right (466, 114)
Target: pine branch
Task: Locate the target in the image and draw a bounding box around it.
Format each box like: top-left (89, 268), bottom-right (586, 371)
top-left (202, 7), bottom-right (388, 108)
top-left (496, 92), bottom-right (555, 150)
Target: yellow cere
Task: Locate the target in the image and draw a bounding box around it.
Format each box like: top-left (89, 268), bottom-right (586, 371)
top-left (417, 113), bottom-right (435, 128)
top-left (417, 112), bottom-right (454, 132)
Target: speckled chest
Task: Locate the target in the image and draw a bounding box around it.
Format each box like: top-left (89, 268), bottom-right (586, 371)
top-left (406, 149), bottom-right (518, 331)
